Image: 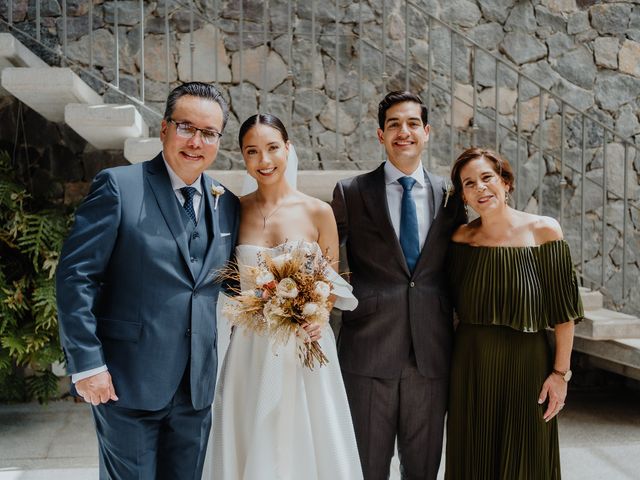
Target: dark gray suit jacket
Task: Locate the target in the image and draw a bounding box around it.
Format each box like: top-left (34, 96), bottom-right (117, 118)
top-left (56, 154), bottom-right (239, 411)
top-left (331, 163), bottom-right (465, 380)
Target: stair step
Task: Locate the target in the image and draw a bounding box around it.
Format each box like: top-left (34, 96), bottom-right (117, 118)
top-left (0, 33), bottom-right (47, 95)
top-left (573, 336), bottom-right (640, 381)
top-left (124, 137), bottom-right (162, 164)
top-left (65, 104), bottom-right (149, 150)
top-left (1, 67), bottom-right (102, 122)
top-left (579, 287), bottom-right (603, 310)
top-left (575, 308), bottom-right (640, 340)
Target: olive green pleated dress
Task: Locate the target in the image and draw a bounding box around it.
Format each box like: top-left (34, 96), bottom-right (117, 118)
top-left (445, 240), bottom-right (583, 480)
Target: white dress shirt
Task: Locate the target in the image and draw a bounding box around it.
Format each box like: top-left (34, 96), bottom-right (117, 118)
top-left (163, 154), bottom-right (204, 222)
top-left (71, 157), bottom-right (204, 383)
top-left (384, 161), bottom-right (431, 250)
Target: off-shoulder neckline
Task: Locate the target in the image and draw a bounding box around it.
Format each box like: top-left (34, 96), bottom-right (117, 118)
top-left (450, 239), bottom-right (566, 249)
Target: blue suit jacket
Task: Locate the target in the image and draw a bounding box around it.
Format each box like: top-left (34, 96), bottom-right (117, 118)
top-left (56, 154), bottom-right (239, 410)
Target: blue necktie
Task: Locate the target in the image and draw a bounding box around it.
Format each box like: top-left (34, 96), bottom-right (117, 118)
top-left (398, 176), bottom-right (420, 272)
top-left (180, 186), bottom-right (197, 225)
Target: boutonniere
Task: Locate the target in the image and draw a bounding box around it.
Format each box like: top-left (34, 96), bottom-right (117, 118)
top-left (443, 180), bottom-right (454, 208)
top-left (211, 185), bottom-right (225, 210)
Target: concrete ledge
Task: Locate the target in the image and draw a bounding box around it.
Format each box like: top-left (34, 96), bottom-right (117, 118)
top-left (65, 104), bottom-right (148, 150)
top-left (123, 137), bottom-right (162, 164)
top-left (1, 67), bottom-right (103, 122)
top-left (574, 336), bottom-right (640, 381)
top-left (0, 33), bottom-right (47, 96)
top-left (576, 308), bottom-right (640, 340)
top-left (124, 137), bottom-right (162, 163)
top-left (206, 170), bottom-right (361, 201)
top-left (579, 287), bottom-right (604, 311)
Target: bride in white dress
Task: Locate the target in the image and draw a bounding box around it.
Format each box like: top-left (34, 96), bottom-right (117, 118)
top-left (211, 113), bottom-right (363, 479)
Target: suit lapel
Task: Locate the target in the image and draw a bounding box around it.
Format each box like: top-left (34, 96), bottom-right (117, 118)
top-left (145, 155), bottom-right (194, 281)
top-left (360, 164), bottom-right (410, 276)
top-left (195, 175), bottom-right (221, 288)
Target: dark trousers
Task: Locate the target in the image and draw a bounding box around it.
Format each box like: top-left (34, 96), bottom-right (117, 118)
top-left (342, 363), bottom-right (448, 480)
top-left (91, 372), bottom-right (211, 480)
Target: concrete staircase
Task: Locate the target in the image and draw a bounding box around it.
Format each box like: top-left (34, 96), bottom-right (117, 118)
top-left (0, 33), bottom-right (148, 150)
top-left (574, 288), bottom-right (640, 381)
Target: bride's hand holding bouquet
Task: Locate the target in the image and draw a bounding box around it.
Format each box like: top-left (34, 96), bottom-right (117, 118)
top-left (221, 242), bottom-right (335, 370)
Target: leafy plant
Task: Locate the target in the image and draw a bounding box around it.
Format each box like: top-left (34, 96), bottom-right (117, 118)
top-left (0, 151), bottom-right (73, 402)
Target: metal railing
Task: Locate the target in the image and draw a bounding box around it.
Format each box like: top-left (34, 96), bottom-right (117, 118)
top-left (1, 0), bottom-right (638, 312)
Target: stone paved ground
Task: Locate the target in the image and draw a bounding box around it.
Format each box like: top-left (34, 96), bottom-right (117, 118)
top-left (1, 387), bottom-right (639, 480)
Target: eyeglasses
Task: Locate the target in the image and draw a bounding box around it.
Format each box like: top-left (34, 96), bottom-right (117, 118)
top-left (168, 119), bottom-right (223, 145)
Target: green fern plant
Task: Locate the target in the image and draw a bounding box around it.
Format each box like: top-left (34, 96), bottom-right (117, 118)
top-left (0, 151), bottom-right (74, 403)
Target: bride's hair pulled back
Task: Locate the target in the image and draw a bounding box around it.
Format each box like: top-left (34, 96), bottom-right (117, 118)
top-left (239, 114), bottom-right (289, 149)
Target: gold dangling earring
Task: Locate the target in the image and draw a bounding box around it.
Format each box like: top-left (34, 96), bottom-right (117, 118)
top-left (505, 190), bottom-right (511, 205)
top-left (464, 203), bottom-right (469, 218)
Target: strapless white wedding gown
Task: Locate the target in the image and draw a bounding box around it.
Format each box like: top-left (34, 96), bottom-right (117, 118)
top-left (211, 242), bottom-right (363, 480)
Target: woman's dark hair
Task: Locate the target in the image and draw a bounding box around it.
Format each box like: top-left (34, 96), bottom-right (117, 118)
top-left (450, 147), bottom-right (515, 198)
top-left (238, 114), bottom-right (289, 149)
top-left (378, 91), bottom-right (428, 129)
top-left (163, 82), bottom-right (229, 130)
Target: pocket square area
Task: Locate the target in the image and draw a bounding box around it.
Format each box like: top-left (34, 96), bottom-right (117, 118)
top-left (220, 232), bottom-right (231, 237)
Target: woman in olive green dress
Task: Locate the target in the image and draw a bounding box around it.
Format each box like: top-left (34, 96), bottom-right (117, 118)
top-left (445, 147), bottom-right (583, 480)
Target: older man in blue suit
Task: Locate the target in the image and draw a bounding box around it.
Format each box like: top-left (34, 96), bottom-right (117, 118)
top-left (56, 82), bottom-right (239, 479)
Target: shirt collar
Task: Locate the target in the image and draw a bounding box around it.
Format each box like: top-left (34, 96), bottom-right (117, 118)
top-left (384, 160), bottom-right (426, 187)
top-left (162, 152), bottom-right (203, 195)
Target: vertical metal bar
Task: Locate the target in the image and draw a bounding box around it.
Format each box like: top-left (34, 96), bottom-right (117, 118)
top-left (622, 143), bottom-right (629, 298)
top-left (358, 0), bottom-right (363, 168)
top-left (382, 0), bottom-right (387, 91)
top-left (239, 0), bottom-right (244, 119)
top-left (310, 0), bottom-right (316, 165)
top-left (139, 0), bottom-right (145, 102)
top-left (494, 59), bottom-right (500, 151)
top-left (114, 0), bottom-right (120, 88)
top-left (580, 116), bottom-right (586, 276)
top-left (472, 46), bottom-right (478, 146)
top-left (261, 0), bottom-right (269, 111)
top-left (427, 16), bottom-right (433, 170)
top-left (8, 0), bottom-right (12, 26)
top-left (36, 0), bottom-right (41, 43)
top-left (404, 0), bottom-right (409, 91)
top-left (189, 0), bottom-right (194, 81)
top-left (515, 73), bottom-right (521, 209)
top-left (287, 0), bottom-right (293, 129)
top-left (601, 132), bottom-right (607, 289)
top-left (449, 29), bottom-right (454, 165)
top-left (89, 0), bottom-right (93, 68)
top-left (164, 0), bottom-right (170, 94)
top-left (62, 0), bottom-right (68, 61)
top-left (559, 102), bottom-right (566, 227)
top-left (335, 0), bottom-right (340, 165)
top-left (538, 89), bottom-right (545, 215)
top-left (213, 0), bottom-right (219, 81)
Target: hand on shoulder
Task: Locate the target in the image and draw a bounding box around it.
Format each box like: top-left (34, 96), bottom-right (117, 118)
top-left (532, 215), bottom-right (563, 244)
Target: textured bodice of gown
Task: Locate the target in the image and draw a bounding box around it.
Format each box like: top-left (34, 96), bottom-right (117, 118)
top-left (448, 239), bottom-right (583, 331)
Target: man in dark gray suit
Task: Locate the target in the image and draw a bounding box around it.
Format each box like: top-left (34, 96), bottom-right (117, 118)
top-left (331, 91), bottom-right (466, 480)
top-left (56, 82), bottom-right (239, 479)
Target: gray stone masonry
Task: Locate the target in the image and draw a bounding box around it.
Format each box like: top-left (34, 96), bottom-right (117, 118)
top-left (0, 0), bottom-right (639, 313)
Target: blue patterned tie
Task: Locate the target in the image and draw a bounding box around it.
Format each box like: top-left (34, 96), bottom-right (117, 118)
top-left (398, 176), bottom-right (420, 272)
top-left (180, 186), bottom-right (197, 225)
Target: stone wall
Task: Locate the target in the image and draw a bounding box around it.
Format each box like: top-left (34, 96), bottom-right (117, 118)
top-left (0, 96), bottom-right (127, 205)
top-left (1, 0), bottom-right (638, 310)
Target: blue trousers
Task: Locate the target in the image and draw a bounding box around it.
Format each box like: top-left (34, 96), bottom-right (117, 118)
top-left (91, 373), bottom-right (211, 480)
